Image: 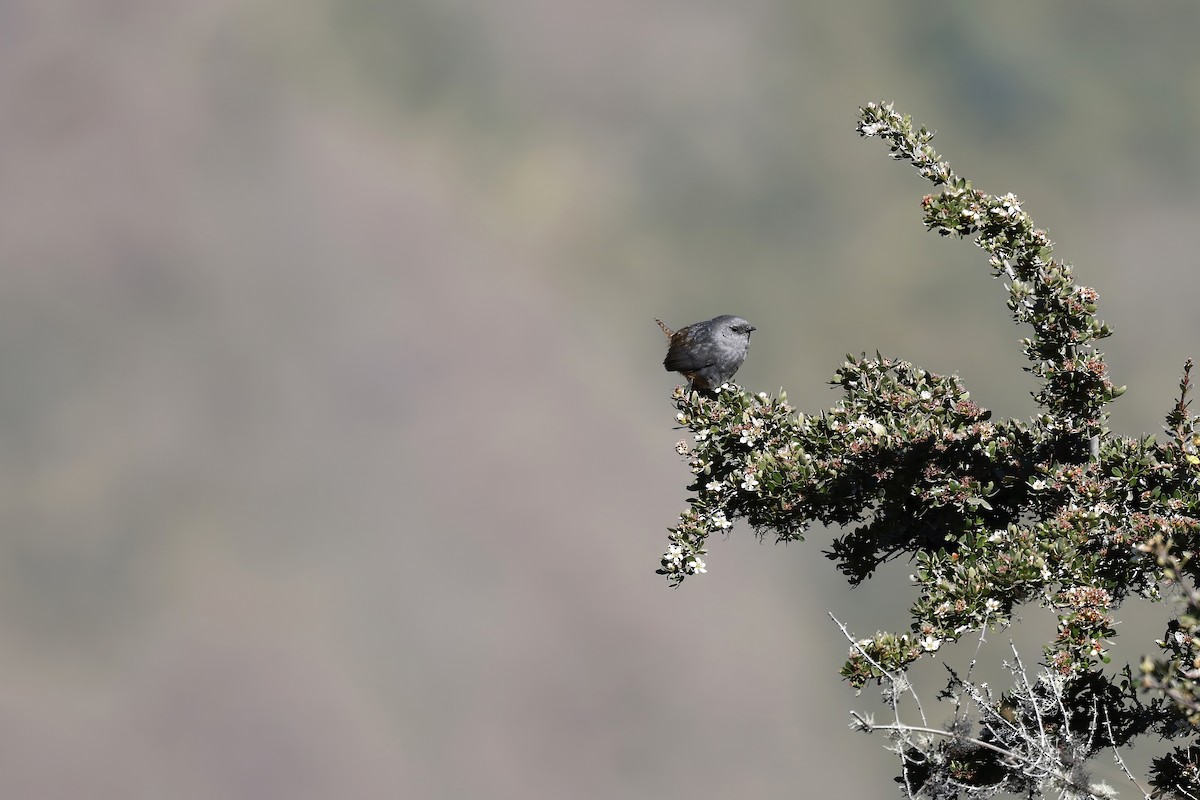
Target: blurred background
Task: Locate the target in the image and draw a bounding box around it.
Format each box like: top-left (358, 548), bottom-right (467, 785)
top-left (3, 1), bottom-right (1200, 797)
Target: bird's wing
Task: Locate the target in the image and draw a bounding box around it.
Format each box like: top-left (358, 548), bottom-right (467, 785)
top-left (663, 338), bottom-right (716, 373)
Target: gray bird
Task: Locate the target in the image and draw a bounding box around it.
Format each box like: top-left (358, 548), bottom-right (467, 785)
top-left (655, 315), bottom-right (756, 393)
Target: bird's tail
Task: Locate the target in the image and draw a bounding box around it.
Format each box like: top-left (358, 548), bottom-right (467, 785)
top-left (654, 318), bottom-right (674, 339)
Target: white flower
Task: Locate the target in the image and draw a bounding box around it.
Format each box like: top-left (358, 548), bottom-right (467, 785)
top-left (985, 598), bottom-right (1001, 613)
top-left (740, 473), bottom-right (760, 492)
top-left (675, 440), bottom-right (690, 455)
top-left (1030, 478), bottom-right (1046, 491)
top-left (689, 558), bottom-right (707, 574)
top-left (988, 530), bottom-right (1005, 543)
top-left (920, 635), bottom-right (942, 652)
top-left (694, 428), bottom-right (710, 442)
top-left (711, 511), bottom-right (732, 530)
top-left (705, 480), bottom-right (723, 493)
top-left (738, 418), bottom-right (764, 445)
top-left (676, 412), bottom-right (688, 423)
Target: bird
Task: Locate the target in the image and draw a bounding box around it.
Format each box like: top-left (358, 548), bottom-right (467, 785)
top-left (655, 315), bottom-right (756, 393)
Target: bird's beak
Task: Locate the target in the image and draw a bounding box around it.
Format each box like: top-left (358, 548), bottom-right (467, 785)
top-left (749, 326), bottom-right (757, 332)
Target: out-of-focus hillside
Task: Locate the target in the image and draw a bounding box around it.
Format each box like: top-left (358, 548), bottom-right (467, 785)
top-left (2, 1), bottom-right (1200, 797)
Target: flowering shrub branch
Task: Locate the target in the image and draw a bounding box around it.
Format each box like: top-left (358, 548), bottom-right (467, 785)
top-left (658, 101), bottom-right (1200, 798)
